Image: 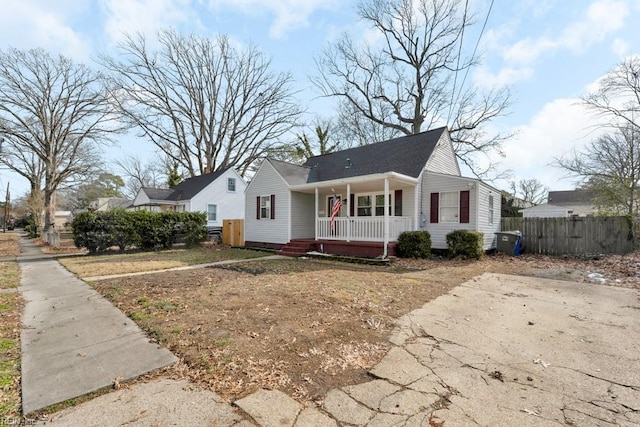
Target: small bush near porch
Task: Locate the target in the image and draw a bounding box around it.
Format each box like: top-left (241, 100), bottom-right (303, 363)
top-left (397, 231), bottom-right (431, 258)
top-left (446, 230), bottom-right (484, 260)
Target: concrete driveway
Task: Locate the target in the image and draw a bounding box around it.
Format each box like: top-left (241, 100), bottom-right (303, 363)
top-left (44, 273), bottom-right (640, 426)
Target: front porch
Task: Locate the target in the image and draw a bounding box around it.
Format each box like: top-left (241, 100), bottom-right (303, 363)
top-left (280, 239), bottom-right (399, 258)
top-left (316, 216), bottom-right (414, 241)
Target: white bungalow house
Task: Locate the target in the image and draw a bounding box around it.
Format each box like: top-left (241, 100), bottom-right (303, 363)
top-left (520, 190), bottom-right (597, 218)
top-left (132, 168), bottom-right (246, 229)
top-left (244, 127), bottom-right (501, 258)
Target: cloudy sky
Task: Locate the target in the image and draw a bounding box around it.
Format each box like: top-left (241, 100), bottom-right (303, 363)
top-left (0, 0), bottom-right (638, 198)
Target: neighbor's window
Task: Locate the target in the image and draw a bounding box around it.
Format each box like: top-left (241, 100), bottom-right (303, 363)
top-left (260, 195), bottom-right (271, 219)
top-left (228, 177), bottom-right (236, 192)
top-left (488, 195), bottom-right (494, 225)
top-left (440, 191), bottom-right (459, 223)
top-left (207, 204), bottom-right (217, 221)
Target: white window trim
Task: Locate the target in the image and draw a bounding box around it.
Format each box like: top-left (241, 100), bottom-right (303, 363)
top-left (207, 204), bottom-right (217, 221)
top-left (488, 195), bottom-right (494, 225)
top-left (439, 191), bottom-right (460, 223)
top-left (259, 195), bottom-right (271, 219)
top-left (227, 177), bottom-right (236, 192)
top-left (354, 192), bottom-right (394, 217)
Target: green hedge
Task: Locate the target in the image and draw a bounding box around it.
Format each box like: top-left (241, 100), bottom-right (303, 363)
top-left (397, 231), bottom-right (431, 258)
top-left (446, 230), bottom-right (484, 260)
top-left (72, 210), bottom-right (208, 253)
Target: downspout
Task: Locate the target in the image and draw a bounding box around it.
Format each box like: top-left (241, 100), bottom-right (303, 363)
top-left (314, 187), bottom-right (318, 241)
top-left (383, 178), bottom-right (389, 259)
top-left (346, 183), bottom-right (351, 242)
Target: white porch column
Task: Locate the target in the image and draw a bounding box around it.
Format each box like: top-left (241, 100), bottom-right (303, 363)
top-left (346, 183), bottom-right (351, 242)
top-left (314, 187), bottom-right (319, 240)
top-left (383, 178), bottom-right (389, 258)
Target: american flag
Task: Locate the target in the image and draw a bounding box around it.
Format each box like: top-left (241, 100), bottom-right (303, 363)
top-left (330, 194), bottom-right (342, 233)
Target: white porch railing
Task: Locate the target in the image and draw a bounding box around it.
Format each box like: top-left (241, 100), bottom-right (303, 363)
top-left (317, 216), bottom-right (414, 242)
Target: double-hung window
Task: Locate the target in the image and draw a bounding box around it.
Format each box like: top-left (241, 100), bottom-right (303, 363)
top-left (207, 204), bottom-right (217, 221)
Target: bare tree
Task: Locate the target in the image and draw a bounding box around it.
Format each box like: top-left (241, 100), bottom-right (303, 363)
top-left (509, 179), bottom-right (548, 205)
top-left (101, 29), bottom-right (302, 178)
top-left (116, 154), bottom-right (166, 198)
top-left (583, 57), bottom-right (640, 130)
top-left (312, 0), bottom-right (511, 177)
top-left (0, 48), bottom-right (121, 230)
top-left (555, 124), bottom-right (640, 217)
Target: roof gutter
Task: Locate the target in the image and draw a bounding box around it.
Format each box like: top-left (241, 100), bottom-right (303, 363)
top-left (290, 171), bottom-right (418, 191)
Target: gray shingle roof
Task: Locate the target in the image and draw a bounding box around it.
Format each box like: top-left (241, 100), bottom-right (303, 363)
top-left (268, 159), bottom-right (312, 185)
top-left (302, 127), bottom-right (446, 182)
top-left (141, 168), bottom-right (230, 202)
top-left (141, 187), bottom-right (174, 201)
top-left (547, 190), bottom-right (595, 206)
top-left (166, 168), bottom-right (229, 201)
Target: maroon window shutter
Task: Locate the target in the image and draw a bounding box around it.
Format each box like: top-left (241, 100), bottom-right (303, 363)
top-left (270, 194), bottom-right (275, 219)
top-left (460, 190), bottom-right (470, 223)
top-left (394, 190), bottom-right (403, 216)
top-left (350, 194), bottom-right (355, 217)
top-left (256, 196), bottom-right (260, 220)
top-left (430, 193), bottom-right (439, 223)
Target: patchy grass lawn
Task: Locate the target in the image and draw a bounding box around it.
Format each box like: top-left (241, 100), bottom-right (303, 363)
top-left (59, 246), bottom-right (268, 278)
top-left (90, 251), bottom-right (640, 406)
top-left (0, 232), bottom-right (20, 257)
top-left (0, 234), bottom-right (21, 421)
top-left (92, 257), bottom-right (516, 404)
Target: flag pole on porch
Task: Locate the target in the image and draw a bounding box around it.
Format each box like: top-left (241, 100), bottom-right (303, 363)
top-left (330, 188), bottom-right (342, 234)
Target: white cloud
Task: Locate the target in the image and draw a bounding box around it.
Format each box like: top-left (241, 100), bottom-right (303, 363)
top-left (504, 0), bottom-right (627, 65)
top-left (208, 0), bottom-right (341, 38)
top-left (611, 38), bottom-right (629, 57)
top-left (0, 0), bottom-right (91, 60)
top-left (487, 97), bottom-right (612, 192)
top-left (100, 0), bottom-right (200, 46)
top-left (474, 65), bottom-right (534, 87)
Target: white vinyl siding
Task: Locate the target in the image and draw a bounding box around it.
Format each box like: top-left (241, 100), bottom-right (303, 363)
top-left (476, 182), bottom-right (501, 249)
top-left (188, 169), bottom-right (246, 226)
top-left (290, 192), bottom-right (315, 239)
top-left (424, 132), bottom-right (460, 175)
top-left (244, 160), bottom-right (291, 244)
top-left (423, 172), bottom-right (489, 250)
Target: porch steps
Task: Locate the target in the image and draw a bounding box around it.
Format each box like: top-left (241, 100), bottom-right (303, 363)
top-left (279, 240), bottom-right (316, 257)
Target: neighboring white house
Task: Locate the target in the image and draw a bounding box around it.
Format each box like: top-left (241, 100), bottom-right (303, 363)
top-left (244, 127), bottom-right (501, 257)
top-left (520, 190), bottom-right (597, 218)
top-left (89, 197), bottom-right (132, 211)
top-left (132, 168), bottom-right (246, 228)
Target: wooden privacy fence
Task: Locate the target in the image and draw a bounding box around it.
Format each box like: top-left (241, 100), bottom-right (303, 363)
top-left (222, 219), bottom-right (244, 246)
top-left (501, 216), bottom-right (634, 255)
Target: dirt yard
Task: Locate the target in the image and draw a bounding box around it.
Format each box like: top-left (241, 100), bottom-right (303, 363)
top-left (92, 252), bottom-right (640, 406)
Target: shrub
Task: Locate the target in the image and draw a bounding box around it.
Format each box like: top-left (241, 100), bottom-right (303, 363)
top-left (72, 211), bottom-right (113, 253)
top-left (397, 231), bottom-right (431, 258)
top-left (446, 230), bottom-right (484, 260)
top-left (179, 212), bottom-right (208, 247)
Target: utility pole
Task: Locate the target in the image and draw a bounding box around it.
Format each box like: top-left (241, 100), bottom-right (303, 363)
top-left (3, 182), bottom-right (9, 233)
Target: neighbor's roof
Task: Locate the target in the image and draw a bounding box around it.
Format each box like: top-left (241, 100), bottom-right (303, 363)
top-left (141, 187), bottom-right (174, 201)
top-left (547, 190), bottom-right (595, 206)
top-left (166, 168), bottom-right (229, 201)
top-left (140, 168), bottom-right (230, 202)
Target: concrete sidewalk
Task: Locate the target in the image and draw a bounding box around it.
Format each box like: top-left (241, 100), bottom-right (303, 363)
top-left (18, 237), bottom-right (178, 415)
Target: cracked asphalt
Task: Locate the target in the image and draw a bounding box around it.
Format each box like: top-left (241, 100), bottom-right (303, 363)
top-left (44, 272), bottom-right (640, 426)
